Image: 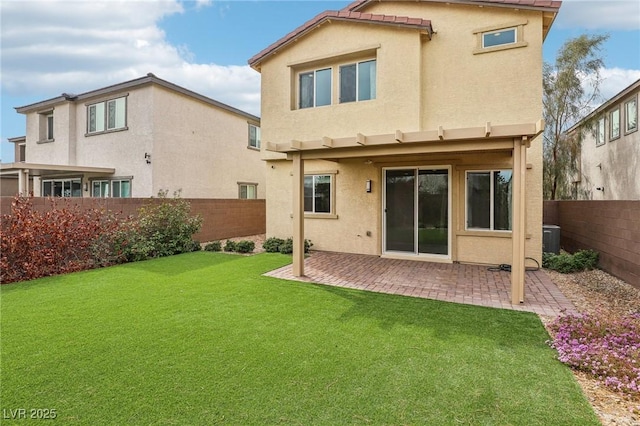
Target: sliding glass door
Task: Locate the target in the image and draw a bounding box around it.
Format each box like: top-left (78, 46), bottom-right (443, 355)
top-left (384, 167), bottom-right (450, 257)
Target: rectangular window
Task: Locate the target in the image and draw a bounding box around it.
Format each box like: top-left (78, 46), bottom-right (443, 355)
top-left (299, 68), bottom-right (331, 109)
top-left (625, 97), bottom-right (638, 133)
top-left (610, 108), bottom-right (620, 140)
top-left (42, 178), bottom-right (82, 197)
top-left (596, 116), bottom-right (606, 146)
top-left (482, 28), bottom-right (516, 48)
top-left (248, 124), bottom-right (261, 149)
top-left (18, 144), bottom-right (26, 162)
top-left (304, 174), bottom-right (332, 214)
top-left (238, 183), bottom-right (257, 199)
top-left (340, 59), bottom-right (376, 103)
top-left (87, 97), bottom-right (126, 134)
top-left (466, 170), bottom-right (512, 231)
top-left (46, 114), bottom-right (54, 140)
top-left (92, 179), bottom-right (131, 198)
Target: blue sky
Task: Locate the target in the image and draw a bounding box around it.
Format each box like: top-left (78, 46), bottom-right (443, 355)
top-left (2, 0), bottom-right (639, 162)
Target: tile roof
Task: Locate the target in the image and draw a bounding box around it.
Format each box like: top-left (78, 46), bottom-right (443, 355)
top-left (248, 10), bottom-right (432, 68)
top-left (344, 0), bottom-right (562, 12)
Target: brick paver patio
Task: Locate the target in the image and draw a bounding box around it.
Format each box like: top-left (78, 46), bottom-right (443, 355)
top-left (265, 251), bottom-right (576, 317)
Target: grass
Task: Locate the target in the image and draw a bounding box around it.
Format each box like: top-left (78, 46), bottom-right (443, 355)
top-left (1, 252), bottom-right (598, 425)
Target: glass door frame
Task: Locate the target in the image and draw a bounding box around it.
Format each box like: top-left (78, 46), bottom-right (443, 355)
top-left (382, 165), bottom-right (452, 260)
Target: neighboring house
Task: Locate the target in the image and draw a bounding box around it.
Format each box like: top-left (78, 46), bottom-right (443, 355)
top-left (1, 74), bottom-right (264, 199)
top-left (567, 79), bottom-right (639, 200)
top-left (249, 0), bottom-right (561, 303)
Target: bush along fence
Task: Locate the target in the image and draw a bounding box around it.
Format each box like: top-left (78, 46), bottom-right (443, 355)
top-left (543, 200), bottom-right (640, 288)
top-left (0, 196), bottom-right (265, 244)
top-left (0, 194), bottom-right (204, 284)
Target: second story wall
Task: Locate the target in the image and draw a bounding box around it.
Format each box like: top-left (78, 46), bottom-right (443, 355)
top-left (151, 86), bottom-right (264, 198)
top-left (258, 2), bottom-right (546, 161)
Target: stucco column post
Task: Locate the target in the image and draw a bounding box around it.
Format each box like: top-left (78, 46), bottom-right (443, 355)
top-left (511, 137), bottom-right (527, 304)
top-left (292, 152), bottom-right (305, 276)
top-left (18, 169), bottom-right (29, 196)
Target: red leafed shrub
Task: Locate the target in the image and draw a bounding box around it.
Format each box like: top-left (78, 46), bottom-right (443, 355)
top-left (0, 196), bottom-right (124, 284)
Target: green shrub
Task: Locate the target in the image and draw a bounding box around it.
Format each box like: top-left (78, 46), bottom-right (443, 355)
top-left (543, 249), bottom-right (599, 273)
top-left (224, 240), bottom-right (237, 252)
top-left (235, 240), bottom-right (255, 254)
top-left (187, 241), bottom-right (202, 252)
top-left (204, 241), bottom-right (222, 252)
top-left (273, 237), bottom-right (313, 254)
top-left (263, 237), bottom-right (284, 253)
top-left (115, 191), bottom-right (202, 262)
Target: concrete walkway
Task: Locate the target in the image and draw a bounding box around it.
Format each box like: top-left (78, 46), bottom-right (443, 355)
top-left (265, 251), bottom-right (576, 317)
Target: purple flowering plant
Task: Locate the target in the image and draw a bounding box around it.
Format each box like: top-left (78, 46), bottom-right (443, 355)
top-left (547, 310), bottom-right (640, 403)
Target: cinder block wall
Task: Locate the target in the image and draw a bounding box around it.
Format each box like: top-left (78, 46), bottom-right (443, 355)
top-left (0, 197), bottom-right (265, 243)
top-left (543, 200), bottom-right (640, 288)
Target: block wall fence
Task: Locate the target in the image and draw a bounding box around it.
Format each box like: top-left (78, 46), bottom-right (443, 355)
top-left (0, 197), bottom-right (265, 243)
top-left (543, 200), bottom-right (640, 288)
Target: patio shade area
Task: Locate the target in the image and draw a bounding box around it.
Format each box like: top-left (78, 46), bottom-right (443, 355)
top-left (266, 251), bottom-right (576, 317)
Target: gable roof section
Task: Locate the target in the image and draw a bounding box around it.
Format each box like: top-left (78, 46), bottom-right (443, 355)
top-left (15, 73), bottom-right (259, 122)
top-left (567, 79), bottom-right (640, 134)
top-left (345, 0), bottom-right (561, 39)
top-left (248, 10), bottom-right (432, 69)
top-left (344, 0), bottom-right (562, 13)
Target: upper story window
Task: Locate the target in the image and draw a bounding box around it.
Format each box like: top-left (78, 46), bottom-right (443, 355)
top-left (340, 59), bottom-right (376, 103)
top-left (473, 20), bottom-right (528, 54)
top-left (299, 68), bottom-right (331, 109)
top-left (37, 111), bottom-right (54, 143)
top-left (248, 124), bottom-right (261, 149)
top-left (596, 116), bottom-right (606, 146)
top-left (87, 96), bottom-right (127, 134)
top-left (483, 28), bottom-right (516, 48)
top-left (610, 107), bottom-right (620, 140)
top-left (18, 143), bottom-right (26, 162)
top-left (466, 170), bottom-right (512, 231)
top-left (625, 97), bottom-right (638, 134)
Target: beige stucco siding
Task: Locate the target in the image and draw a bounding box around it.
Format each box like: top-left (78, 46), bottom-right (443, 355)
top-left (260, 3), bottom-right (546, 265)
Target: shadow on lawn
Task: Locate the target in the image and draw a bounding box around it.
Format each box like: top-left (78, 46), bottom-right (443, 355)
top-left (311, 282), bottom-right (545, 348)
top-left (120, 251), bottom-right (247, 277)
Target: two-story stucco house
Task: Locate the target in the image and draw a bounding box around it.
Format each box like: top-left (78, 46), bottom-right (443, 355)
top-left (249, 0), bottom-right (561, 303)
top-left (567, 79), bottom-right (639, 200)
top-left (1, 74), bottom-right (264, 199)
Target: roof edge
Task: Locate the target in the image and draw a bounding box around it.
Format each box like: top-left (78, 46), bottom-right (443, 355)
top-left (15, 73), bottom-right (259, 122)
top-left (346, 0), bottom-right (562, 13)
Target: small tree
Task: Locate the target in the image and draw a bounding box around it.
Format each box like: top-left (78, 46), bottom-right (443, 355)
top-left (543, 34), bottom-right (608, 200)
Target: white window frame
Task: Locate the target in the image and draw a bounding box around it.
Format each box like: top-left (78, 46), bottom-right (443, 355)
top-left (303, 173), bottom-right (336, 217)
top-left (610, 107), bottom-right (620, 140)
top-left (465, 170), bottom-right (513, 232)
top-left (596, 116), bottom-right (606, 146)
top-left (238, 183), bottom-right (258, 199)
top-left (248, 124), bottom-right (261, 149)
top-left (625, 96), bottom-right (638, 134)
top-left (42, 178), bottom-right (82, 198)
top-left (87, 96), bottom-right (127, 135)
top-left (298, 68), bottom-right (332, 109)
top-left (91, 178), bottom-right (131, 198)
top-left (339, 59), bottom-right (377, 103)
top-left (482, 27), bottom-right (517, 48)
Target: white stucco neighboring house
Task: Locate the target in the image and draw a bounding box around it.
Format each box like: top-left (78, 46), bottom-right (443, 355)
top-left (567, 79), bottom-right (639, 200)
top-left (1, 73), bottom-right (264, 199)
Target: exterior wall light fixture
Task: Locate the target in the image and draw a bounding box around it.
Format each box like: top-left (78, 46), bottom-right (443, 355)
top-left (145, 153), bottom-right (152, 164)
top-left (366, 179), bottom-right (372, 193)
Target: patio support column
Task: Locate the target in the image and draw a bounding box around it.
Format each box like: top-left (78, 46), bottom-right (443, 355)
top-left (292, 152), bottom-right (305, 276)
top-left (17, 169), bottom-right (29, 195)
top-left (511, 137), bottom-right (527, 304)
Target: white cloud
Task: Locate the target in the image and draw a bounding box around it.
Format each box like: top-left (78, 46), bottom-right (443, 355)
top-left (555, 1), bottom-right (640, 30)
top-left (598, 67), bottom-right (640, 101)
top-left (0, 0), bottom-right (261, 116)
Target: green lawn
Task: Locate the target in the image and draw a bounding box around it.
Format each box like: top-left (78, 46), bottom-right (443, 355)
top-left (1, 252), bottom-right (598, 425)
